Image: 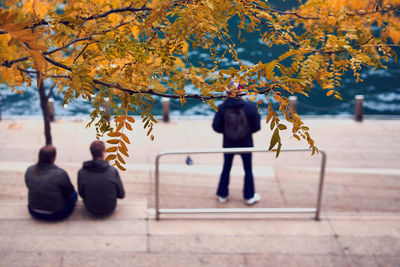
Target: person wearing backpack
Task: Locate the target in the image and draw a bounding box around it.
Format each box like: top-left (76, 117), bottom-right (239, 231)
top-left (212, 82), bottom-right (261, 205)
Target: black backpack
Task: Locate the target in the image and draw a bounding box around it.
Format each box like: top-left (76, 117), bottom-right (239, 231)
top-left (224, 107), bottom-right (249, 141)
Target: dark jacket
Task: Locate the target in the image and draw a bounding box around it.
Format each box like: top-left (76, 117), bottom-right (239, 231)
top-left (78, 160), bottom-right (125, 215)
top-left (212, 97), bottom-right (261, 147)
top-left (25, 164), bottom-right (75, 212)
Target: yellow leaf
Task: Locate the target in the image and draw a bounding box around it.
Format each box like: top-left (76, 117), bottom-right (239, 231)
top-left (278, 124), bottom-right (287, 130)
top-left (293, 134), bottom-right (301, 141)
top-left (275, 143), bottom-right (282, 158)
top-left (268, 128), bottom-right (279, 150)
top-left (326, 90), bottom-right (335, 96)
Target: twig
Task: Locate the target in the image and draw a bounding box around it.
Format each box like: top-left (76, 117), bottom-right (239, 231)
top-left (73, 43), bottom-right (90, 63)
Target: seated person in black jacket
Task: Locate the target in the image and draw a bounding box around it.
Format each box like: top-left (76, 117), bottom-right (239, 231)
top-left (78, 140), bottom-right (125, 216)
top-left (25, 145), bottom-right (77, 221)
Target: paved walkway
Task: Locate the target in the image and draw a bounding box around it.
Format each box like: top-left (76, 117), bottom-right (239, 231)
top-left (1, 118), bottom-right (400, 266)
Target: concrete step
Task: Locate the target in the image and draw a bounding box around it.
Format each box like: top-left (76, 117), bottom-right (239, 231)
top-left (0, 199), bottom-right (148, 220)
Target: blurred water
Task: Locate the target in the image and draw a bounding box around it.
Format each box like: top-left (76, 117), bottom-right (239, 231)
top-left (1, 2), bottom-right (400, 117)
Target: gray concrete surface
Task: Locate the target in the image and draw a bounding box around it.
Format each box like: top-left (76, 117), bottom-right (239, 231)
top-left (0, 118), bottom-right (399, 266)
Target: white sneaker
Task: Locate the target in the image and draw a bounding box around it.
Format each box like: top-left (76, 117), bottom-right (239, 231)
top-left (218, 196), bottom-right (228, 203)
top-left (245, 193), bottom-right (261, 205)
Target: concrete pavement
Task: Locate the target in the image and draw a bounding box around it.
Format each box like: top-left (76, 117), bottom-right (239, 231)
top-left (0, 118), bottom-right (400, 266)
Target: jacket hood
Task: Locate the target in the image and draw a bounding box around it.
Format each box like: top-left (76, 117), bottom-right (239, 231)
top-left (82, 160), bottom-right (110, 172)
top-left (224, 97), bottom-right (246, 108)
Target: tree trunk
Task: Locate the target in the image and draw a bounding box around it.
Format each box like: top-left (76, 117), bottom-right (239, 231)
top-left (38, 82), bottom-right (52, 145)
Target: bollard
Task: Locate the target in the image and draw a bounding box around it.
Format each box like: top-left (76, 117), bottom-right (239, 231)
top-left (355, 95), bottom-right (364, 122)
top-left (48, 98), bottom-right (55, 122)
top-left (162, 97), bottom-right (170, 123)
top-left (288, 96), bottom-right (297, 119)
top-left (289, 96), bottom-right (297, 113)
top-left (103, 97), bottom-right (111, 121)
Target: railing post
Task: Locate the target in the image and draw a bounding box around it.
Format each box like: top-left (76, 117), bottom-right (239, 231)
top-left (355, 95), bottom-right (364, 122)
top-left (0, 90), bottom-right (2, 122)
top-left (315, 151), bottom-right (327, 221)
top-left (48, 97), bottom-right (55, 122)
top-left (162, 97), bottom-right (170, 123)
top-left (155, 155), bottom-right (161, 220)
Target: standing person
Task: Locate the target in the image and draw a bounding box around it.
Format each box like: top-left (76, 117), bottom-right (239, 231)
top-left (78, 140), bottom-right (125, 216)
top-left (25, 145), bottom-right (77, 221)
top-left (212, 82), bottom-right (261, 205)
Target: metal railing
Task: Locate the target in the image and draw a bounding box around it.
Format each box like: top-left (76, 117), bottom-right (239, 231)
top-left (155, 147), bottom-right (327, 220)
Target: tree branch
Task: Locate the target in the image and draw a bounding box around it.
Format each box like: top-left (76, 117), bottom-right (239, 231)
top-left (252, 3), bottom-right (400, 19)
top-left (43, 56), bottom-right (72, 71)
top-left (77, 6), bottom-right (151, 21)
top-left (73, 43), bottom-right (90, 63)
top-left (92, 79), bottom-right (272, 100)
top-left (253, 5), bottom-right (319, 20)
top-left (2, 57), bottom-right (29, 68)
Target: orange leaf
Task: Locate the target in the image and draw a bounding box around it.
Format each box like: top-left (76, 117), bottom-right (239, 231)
top-left (114, 116), bottom-right (126, 123)
top-left (108, 132), bottom-right (121, 137)
top-left (105, 154), bottom-right (116, 161)
top-left (125, 122), bottom-right (133, 131)
top-left (116, 122), bottom-right (123, 132)
top-left (127, 116), bottom-right (135, 123)
top-left (117, 153), bottom-right (126, 164)
top-left (121, 133), bottom-right (130, 144)
top-left (105, 147), bottom-right (118, 153)
top-left (106, 139), bottom-right (120, 144)
top-left (118, 147), bottom-right (129, 157)
top-left (119, 140), bottom-right (128, 152)
top-left (115, 160), bottom-right (126, 171)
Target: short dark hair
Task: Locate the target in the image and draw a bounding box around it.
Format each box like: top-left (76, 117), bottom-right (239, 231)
top-left (90, 140), bottom-right (105, 159)
top-left (37, 145), bottom-right (56, 170)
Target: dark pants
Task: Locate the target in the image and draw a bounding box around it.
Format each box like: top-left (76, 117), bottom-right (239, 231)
top-left (217, 153), bottom-right (255, 199)
top-left (28, 191), bottom-right (77, 221)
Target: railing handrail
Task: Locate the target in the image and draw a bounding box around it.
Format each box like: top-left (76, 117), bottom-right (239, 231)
top-left (155, 147), bottom-right (327, 221)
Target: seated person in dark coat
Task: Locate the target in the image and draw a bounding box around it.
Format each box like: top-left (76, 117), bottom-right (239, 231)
top-left (78, 140), bottom-right (125, 216)
top-left (25, 145), bottom-right (77, 221)
top-left (212, 82), bottom-right (261, 205)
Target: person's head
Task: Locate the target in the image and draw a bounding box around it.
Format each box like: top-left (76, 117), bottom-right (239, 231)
top-left (90, 140), bottom-right (105, 160)
top-left (226, 81), bottom-right (244, 97)
top-left (37, 145), bottom-right (56, 168)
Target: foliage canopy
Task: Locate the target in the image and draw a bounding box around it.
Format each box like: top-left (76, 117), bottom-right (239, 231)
top-left (1, 0), bottom-right (399, 169)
